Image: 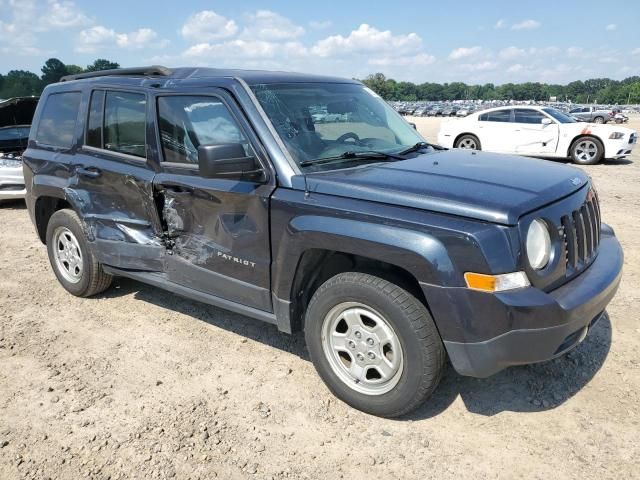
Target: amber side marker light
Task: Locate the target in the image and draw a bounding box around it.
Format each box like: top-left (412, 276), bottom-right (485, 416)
top-left (464, 272), bottom-right (530, 292)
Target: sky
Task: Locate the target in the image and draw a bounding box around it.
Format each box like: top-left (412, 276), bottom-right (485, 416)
top-left (1, 0), bottom-right (638, 84)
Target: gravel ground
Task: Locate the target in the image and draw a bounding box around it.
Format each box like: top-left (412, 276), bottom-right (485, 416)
top-left (1, 116), bottom-right (639, 480)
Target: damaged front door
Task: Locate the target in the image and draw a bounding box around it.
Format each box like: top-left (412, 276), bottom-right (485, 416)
top-left (153, 92), bottom-right (275, 312)
top-left (72, 88), bottom-right (165, 270)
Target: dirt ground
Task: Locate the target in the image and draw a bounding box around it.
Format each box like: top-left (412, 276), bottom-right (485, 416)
top-left (1, 116), bottom-right (639, 480)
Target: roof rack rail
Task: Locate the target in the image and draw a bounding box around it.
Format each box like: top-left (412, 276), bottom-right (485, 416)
top-left (60, 65), bottom-right (173, 82)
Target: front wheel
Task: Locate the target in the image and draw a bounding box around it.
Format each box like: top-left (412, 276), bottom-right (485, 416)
top-left (454, 134), bottom-right (481, 150)
top-left (570, 136), bottom-right (604, 165)
top-left (304, 272), bottom-right (445, 418)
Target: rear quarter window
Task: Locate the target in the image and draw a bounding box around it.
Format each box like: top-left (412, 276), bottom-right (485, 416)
top-left (35, 92), bottom-right (81, 148)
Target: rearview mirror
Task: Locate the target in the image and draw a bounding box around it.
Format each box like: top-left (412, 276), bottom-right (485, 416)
top-left (198, 143), bottom-right (264, 182)
top-left (541, 118), bottom-right (552, 125)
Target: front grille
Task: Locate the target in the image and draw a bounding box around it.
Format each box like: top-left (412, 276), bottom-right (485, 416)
top-left (560, 189), bottom-right (601, 271)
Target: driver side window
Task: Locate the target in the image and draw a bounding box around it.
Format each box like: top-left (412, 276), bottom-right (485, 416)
top-left (157, 95), bottom-right (251, 165)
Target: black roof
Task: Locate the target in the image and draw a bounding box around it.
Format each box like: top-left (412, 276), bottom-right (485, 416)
top-left (59, 65), bottom-right (359, 86)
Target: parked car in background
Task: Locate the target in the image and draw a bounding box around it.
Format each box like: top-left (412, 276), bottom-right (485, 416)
top-left (568, 106), bottom-right (612, 124)
top-left (611, 108), bottom-right (629, 124)
top-left (0, 97), bottom-right (38, 202)
top-left (438, 106), bottom-right (637, 164)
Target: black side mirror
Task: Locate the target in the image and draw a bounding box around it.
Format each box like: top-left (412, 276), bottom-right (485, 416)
top-left (197, 143), bottom-right (264, 182)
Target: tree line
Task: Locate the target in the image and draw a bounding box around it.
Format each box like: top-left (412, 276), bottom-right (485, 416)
top-left (0, 58), bottom-right (119, 99)
top-left (2, 58), bottom-right (639, 105)
top-left (361, 73), bottom-right (640, 104)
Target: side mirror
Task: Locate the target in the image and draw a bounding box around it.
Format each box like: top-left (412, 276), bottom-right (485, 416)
top-left (541, 118), bottom-right (553, 126)
top-left (198, 143), bottom-right (264, 182)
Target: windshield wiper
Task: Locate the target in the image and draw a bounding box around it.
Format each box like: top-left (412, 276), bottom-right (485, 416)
top-left (397, 141), bottom-right (445, 156)
top-left (299, 150), bottom-right (404, 168)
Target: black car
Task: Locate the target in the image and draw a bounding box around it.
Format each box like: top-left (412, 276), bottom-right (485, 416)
top-left (0, 97), bottom-right (38, 154)
top-left (23, 66), bottom-right (623, 417)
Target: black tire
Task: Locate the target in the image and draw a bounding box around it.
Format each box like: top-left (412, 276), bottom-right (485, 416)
top-left (304, 272), bottom-right (445, 418)
top-left (569, 136), bottom-right (604, 165)
top-left (46, 209), bottom-right (112, 297)
top-left (593, 116), bottom-right (604, 124)
top-left (454, 133), bottom-right (481, 150)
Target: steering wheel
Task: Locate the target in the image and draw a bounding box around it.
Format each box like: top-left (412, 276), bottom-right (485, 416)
top-left (336, 132), bottom-right (361, 144)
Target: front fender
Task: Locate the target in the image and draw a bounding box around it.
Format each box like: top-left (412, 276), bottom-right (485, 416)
top-left (271, 214), bottom-right (463, 302)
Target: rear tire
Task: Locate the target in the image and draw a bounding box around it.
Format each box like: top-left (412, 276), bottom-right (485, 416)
top-left (46, 209), bottom-right (112, 297)
top-left (454, 134), bottom-right (481, 150)
top-left (569, 136), bottom-right (604, 165)
top-left (593, 116), bottom-right (604, 124)
top-left (304, 272), bottom-right (445, 418)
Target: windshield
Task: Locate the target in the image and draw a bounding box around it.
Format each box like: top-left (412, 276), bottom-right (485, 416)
top-left (251, 83), bottom-right (424, 169)
top-left (543, 107), bottom-right (576, 124)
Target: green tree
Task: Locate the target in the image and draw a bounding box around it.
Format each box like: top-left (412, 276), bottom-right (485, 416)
top-left (85, 59), bottom-right (120, 72)
top-left (41, 58), bottom-right (68, 85)
top-left (65, 65), bottom-right (84, 75)
top-left (0, 70), bottom-right (42, 98)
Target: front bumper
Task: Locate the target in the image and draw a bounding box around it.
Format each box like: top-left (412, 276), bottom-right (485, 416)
top-left (424, 226), bottom-right (623, 378)
top-left (606, 133), bottom-right (637, 159)
top-left (0, 163), bottom-right (26, 201)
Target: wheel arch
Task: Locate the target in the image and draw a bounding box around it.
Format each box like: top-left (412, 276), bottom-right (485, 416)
top-left (271, 217), bottom-right (461, 334)
top-left (33, 195), bottom-right (75, 244)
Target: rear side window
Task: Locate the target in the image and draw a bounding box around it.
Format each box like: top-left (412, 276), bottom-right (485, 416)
top-left (35, 92), bottom-right (81, 148)
top-left (104, 91), bottom-right (146, 158)
top-left (479, 109), bottom-right (511, 122)
top-left (157, 95), bottom-right (250, 165)
top-left (514, 109), bottom-right (546, 124)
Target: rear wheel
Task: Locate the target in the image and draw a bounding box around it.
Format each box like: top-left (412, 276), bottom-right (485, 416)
top-left (593, 116), bottom-right (605, 124)
top-left (304, 272), bottom-right (445, 418)
top-left (570, 136), bottom-right (604, 165)
top-left (454, 134), bottom-right (481, 150)
top-left (46, 209), bottom-right (112, 297)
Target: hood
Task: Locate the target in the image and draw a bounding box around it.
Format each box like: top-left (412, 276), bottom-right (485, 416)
top-left (301, 149), bottom-right (589, 225)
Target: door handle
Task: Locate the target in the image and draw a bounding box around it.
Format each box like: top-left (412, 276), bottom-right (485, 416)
top-left (163, 185), bottom-right (193, 196)
top-left (77, 167), bottom-right (101, 178)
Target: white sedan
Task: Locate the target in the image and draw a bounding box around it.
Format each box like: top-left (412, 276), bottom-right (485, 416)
top-left (437, 106), bottom-right (637, 165)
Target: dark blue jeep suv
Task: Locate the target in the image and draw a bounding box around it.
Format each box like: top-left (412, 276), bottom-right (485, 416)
top-left (22, 66), bottom-right (623, 417)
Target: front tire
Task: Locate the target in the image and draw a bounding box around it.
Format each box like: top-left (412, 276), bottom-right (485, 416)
top-left (455, 134), bottom-right (481, 150)
top-left (304, 272), bottom-right (445, 418)
top-left (46, 209), bottom-right (112, 297)
top-left (570, 136), bottom-right (604, 165)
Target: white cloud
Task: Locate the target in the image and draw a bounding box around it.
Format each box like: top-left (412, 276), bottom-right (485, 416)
top-left (448, 46), bottom-right (481, 60)
top-left (369, 53), bottom-right (435, 67)
top-left (511, 19), bottom-right (541, 30)
top-left (241, 10), bottom-right (304, 41)
top-left (181, 10), bottom-right (238, 42)
top-left (116, 28), bottom-right (162, 49)
top-left (312, 24), bottom-right (423, 57)
top-left (632, 48), bottom-right (640, 55)
top-left (183, 39), bottom-right (307, 60)
top-left (309, 20), bottom-right (332, 29)
top-left (41, 1), bottom-right (92, 29)
top-left (459, 61), bottom-right (498, 72)
top-left (77, 25), bottom-right (164, 53)
top-left (605, 23), bottom-right (617, 31)
top-left (494, 19), bottom-right (506, 29)
top-left (499, 46), bottom-right (526, 60)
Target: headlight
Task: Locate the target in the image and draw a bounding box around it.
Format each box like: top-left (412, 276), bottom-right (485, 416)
top-left (609, 132), bottom-right (625, 139)
top-left (526, 218), bottom-right (551, 270)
